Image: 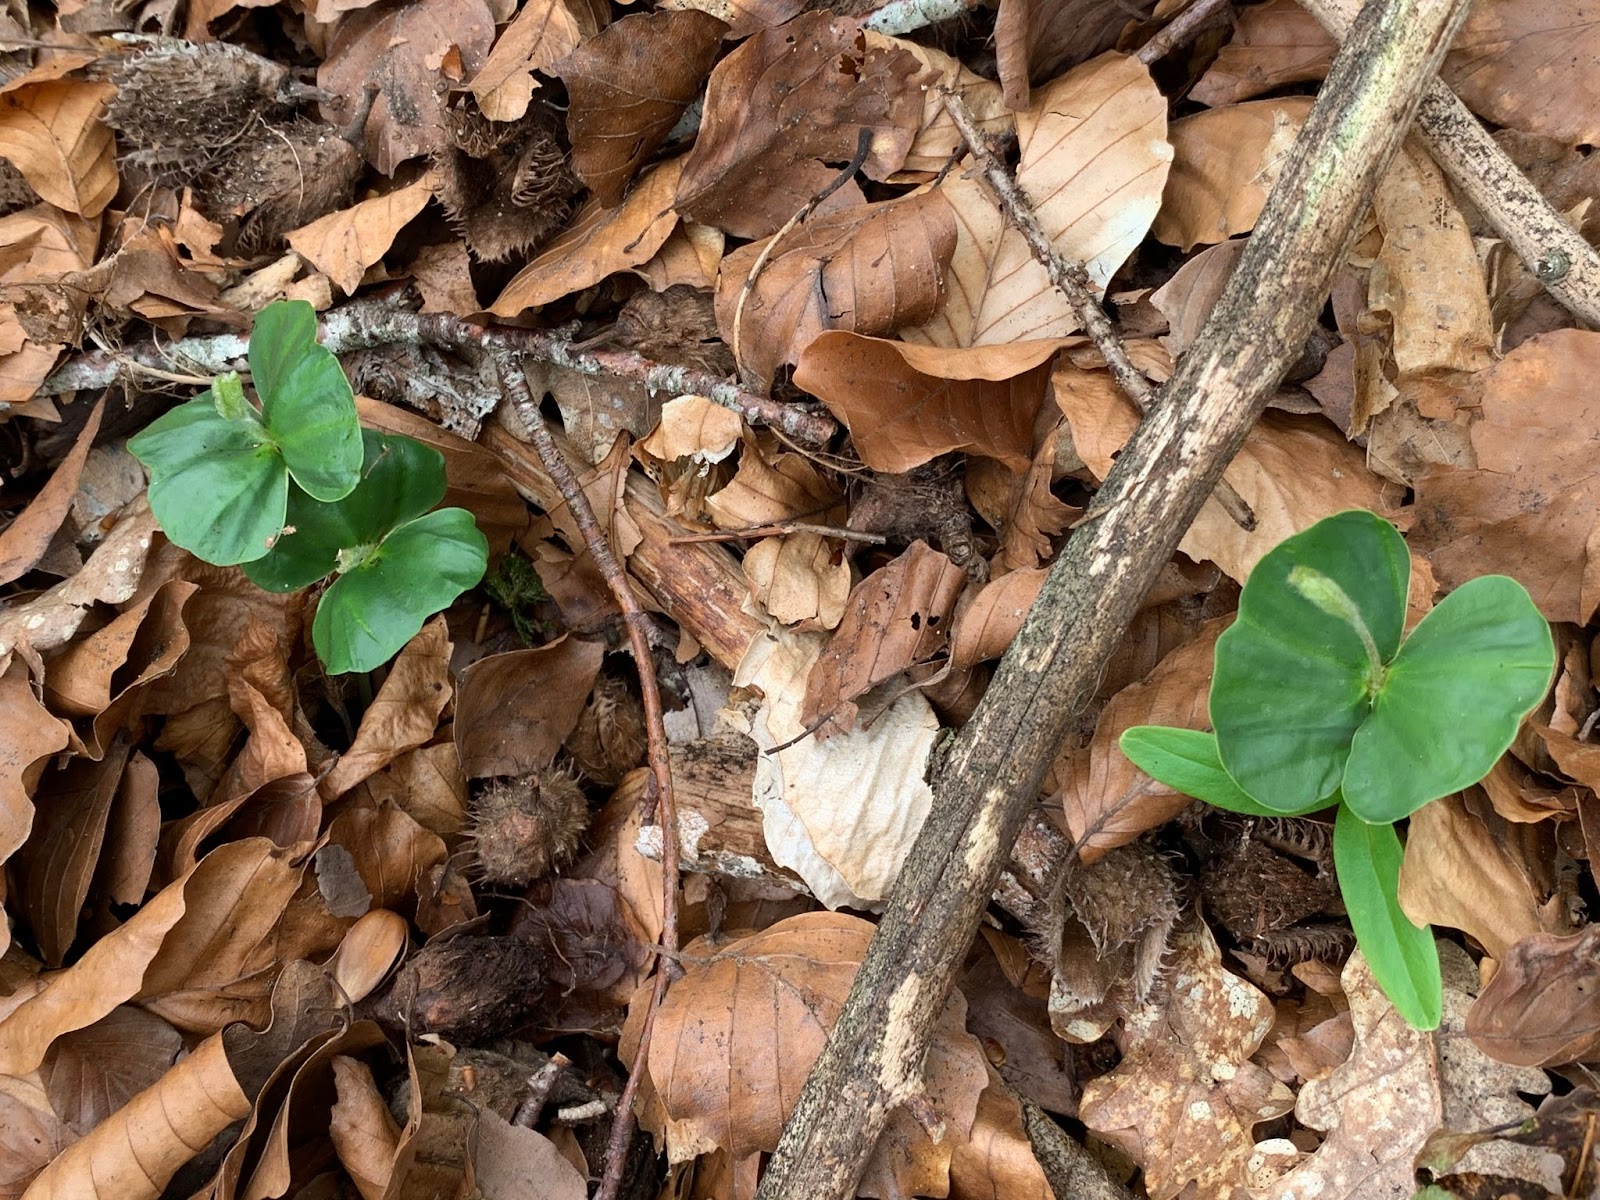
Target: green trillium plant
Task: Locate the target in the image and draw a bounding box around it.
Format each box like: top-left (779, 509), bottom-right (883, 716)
top-left (129, 300), bottom-right (488, 675)
top-left (1120, 510), bottom-right (1554, 1029)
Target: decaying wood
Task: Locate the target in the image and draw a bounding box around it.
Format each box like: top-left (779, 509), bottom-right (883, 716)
top-left (1300, 0), bottom-right (1600, 328)
top-left (753, 0), bottom-right (1473, 1196)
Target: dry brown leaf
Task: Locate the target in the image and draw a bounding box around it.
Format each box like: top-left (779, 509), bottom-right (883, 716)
top-left (1059, 620), bottom-right (1224, 863)
top-left (796, 333), bottom-right (1061, 473)
top-left (321, 616), bottom-right (453, 798)
top-left (801, 540), bottom-right (968, 737)
top-left (455, 635), bottom-right (604, 778)
top-left (632, 221), bottom-right (724, 292)
top-left (884, 38), bottom-right (1012, 180)
top-left (1398, 793), bottom-right (1566, 962)
top-left (318, 0), bottom-right (496, 173)
top-left (0, 658), bottom-right (71, 882)
top-left (0, 394), bottom-right (101, 585)
top-left (1078, 919), bottom-right (1294, 1200)
top-left (904, 53), bottom-right (1170, 347)
top-left (716, 190), bottom-right (956, 389)
top-left (1411, 330), bottom-right (1600, 624)
top-left (1190, 0), bottom-right (1333, 106)
top-left (638, 393), bottom-right (743, 465)
top-left (655, 0), bottom-right (802, 37)
top-left (21, 1030), bottom-right (249, 1200)
top-left (327, 796), bottom-right (447, 912)
top-left (1256, 949), bottom-right (1440, 1200)
top-left (554, 9), bottom-right (725, 205)
top-left (1152, 97), bottom-right (1313, 252)
top-left (471, 1110), bottom-right (588, 1200)
top-left (287, 175), bottom-right (435, 295)
top-left (39, 1006), bottom-right (183, 1136)
top-left (742, 533), bottom-right (851, 629)
top-left (469, 0), bottom-right (582, 122)
top-left (326, 908), bottom-right (409, 1004)
top-left (966, 421), bottom-right (1077, 572)
top-left (489, 157), bottom-right (683, 315)
top-left (993, 0), bottom-right (1153, 109)
top-left (637, 912), bottom-right (989, 1197)
top-left (1467, 925), bottom-right (1600, 1067)
top-left (704, 432), bottom-right (842, 530)
top-left (1057, 365), bottom-right (1391, 582)
top-left (0, 81), bottom-right (116, 217)
top-left (1442, 3), bottom-right (1600, 144)
top-left (409, 238), bottom-right (479, 313)
top-left (947, 1066), bottom-right (1053, 1200)
top-left (1149, 238), bottom-right (1245, 359)
top-left (330, 1054), bottom-right (402, 1200)
top-left (675, 13), bottom-right (929, 238)
top-left (0, 1089), bottom-right (73, 1197)
top-left (948, 566), bottom-right (1047, 672)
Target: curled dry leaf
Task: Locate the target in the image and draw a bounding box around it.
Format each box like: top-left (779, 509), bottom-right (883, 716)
top-left (1059, 619), bottom-right (1224, 861)
top-left (993, 0), bottom-right (1155, 110)
top-left (800, 540), bottom-right (968, 737)
top-left (0, 658), bottom-right (71, 884)
top-left (636, 912), bottom-right (990, 1197)
top-left (471, 1110), bottom-right (588, 1200)
top-left (675, 13), bottom-right (929, 238)
top-left (965, 420), bottom-right (1077, 572)
top-left (947, 1065), bottom-right (1053, 1200)
top-left (287, 174), bottom-right (436, 296)
top-left (326, 908), bottom-right (410, 1004)
top-left (716, 189), bottom-right (957, 389)
top-left (491, 157), bottom-right (684, 315)
top-left (330, 1054), bottom-right (402, 1200)
top-left (1411, 330), bottom-right (1600, 625)
top-left (554, 9), bottom-right (726, 205)
top-left (0, 1090), bottom-right (73, 1197)
top-left (796, 333), bottom-right (1061, 474)
top-left (906, 53), bottom-right (1170, 348)
top-left (21, 1031), bottom-right (249, 1200)
top-left (318, 0), bottom-right (497, 174)
top-left (469, 0), bottom-right (582, 122)
top-left (1078, 919), bottom-right (1294, 1200)
top-left (1152, 97), bottom-right (1313, 253)
top-left (743, 532), bottom-right (851, 629)
top-left (456, 636), bottom-right (604, 778)
top-left (0, 81), bottom-right (117, 217)
top-left (655, 0), bottom-right (803, 38)
top-left (39, 1006), bottom-right (184, 1137)
top-left (704, 432), bottom-right (842, 530)
top-left (0, 394), bottom-right (102, 586)
top-left (1467, 925), bottom-right (1600, 1067)
top-left (948, 566), bottom-right (1047, 672)
top-left (885, 38), bottom-right (1012, 181)
top-left (327, 796), bottom-right (448, 912)
top-left (1190, 0), bottom-right (1333, 107)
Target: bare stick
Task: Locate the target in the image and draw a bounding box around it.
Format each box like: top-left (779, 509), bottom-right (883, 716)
top-left (1299, 0), bottom-right (1600, 328)
top-left (667, 522), bottom-right (885, 546)
top-left (1136, 0), bottom-right (1235, 65)
top-left (939, 89), bottom-right (1259, 534)
top-left (36, 303), bottom-right (839, 446)
top-left (496, 355), bottom-right (680, 1200)
top-left (754, 0), bottom-right (1470, 1196)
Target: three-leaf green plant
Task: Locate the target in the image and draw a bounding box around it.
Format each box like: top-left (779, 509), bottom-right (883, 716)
top-left (129, 300), bottom-right (488, 675)
top-left (1120, 510), bottom-right (1554, 1029)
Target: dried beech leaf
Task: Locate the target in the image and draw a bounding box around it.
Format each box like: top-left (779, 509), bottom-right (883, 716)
top-left (638, 911), bottom-right (989, 1196)
top-left (655, 0), bottom-right (803, 38)
top-left (993, 0), bottom-right (1154, 109)
top-left (1152, 98), bottom-right (1313, 252)
top-left (490, 157), bottom-right (683, 315)
top-left (0, 1090), bottom-right (73, 1197)
top-left (675, 13), bottom-right (929, 238)
top-left (470, 0), bottom-right (583, 122)
top-left (796, 333), bottom-right (1061, 474)
top-left (0, 81), bottom-right (117, 217)
top-left (287, 175), bottom-right (435, 296)
top-left (0, 658), bottom-right (71, 882)
top-left (472, 1110), bottom-right (588, 1200)
top-left (705, 433), bottom-right (842, 530)
top-left (904, 53), bottom-right (1170, 347)
top-left (330, 1054), bottom-right (402, 1199)
top-left (1467, 925), bottom-right (1600, 1067)
top-left (555, 9), bottom-right (725, 205)
top-left (743, 533), bottom-right (851, 629)
top-left (1442, 3), bottom-right (1600, 144)
top-left (1191, 0), bottom-right (1333, 107)
top-left (1079, 920), bottom-right (1294, 1200)
top-left (39, 1006), bottom-right (183, 1136)
top-left (326, 796), bottom-right (447, 912)
top-left (948, 566), bottom-right (1047, 671)
top-left (21, 1031), bottom-right (248, 1199)
top-left (884, 38), bottom-right (1012, 180)
top-left (0, 394), bottom-right (101, 585)
top-left (715, 189), bottom-right (957, 389)
top-left (455, 635), bottom-right (604, 778)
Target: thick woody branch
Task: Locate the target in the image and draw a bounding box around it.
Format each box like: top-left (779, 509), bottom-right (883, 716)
top-left (753, 0), bottom-right (1472, 1196)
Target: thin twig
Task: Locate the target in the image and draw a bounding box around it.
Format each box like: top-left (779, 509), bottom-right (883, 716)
top-left (939, 89), bottom-right (1258, 533)
top-left (668, 521), bottom-right (886, 546)
top-left (496, 355), bottom-right (679, 1200)
top-left (1136, 0), bottom-right (1235, 65)
top-left (732, 127), bottom-right (874, 385)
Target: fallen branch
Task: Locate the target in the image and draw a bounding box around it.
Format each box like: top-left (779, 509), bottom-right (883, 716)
top-left (939, 88), bottom-right (1259, 534)
top-left (1135, 0), bottom-right (1234, 65)
top-left (753, 0), bottom-right (1471, 1196)
top-left (1299, 0), bottom-right (1600, 328)
top-left (496, 353), bottom-right (681, 1200)
top-left (39, 301), bottom-right (840, 446)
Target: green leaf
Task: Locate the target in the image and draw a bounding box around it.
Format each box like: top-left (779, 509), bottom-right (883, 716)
top-left (249, 300), bottom-right (362, 502)
top-left (244, 431), bottom-right (448, 593)
top-left (1119, 727), bottom-right (1323, 816)
top-left (1210, 510), bottom-right (1412, 811)
top-left (1333, 806), bottom-right (1441, 1030)
top-left (313, 507), bottom-right (488, 674)
top-left (127, 394), bottom-right (286, 565)
top-left (1342, 575), bottom-right (1555, 822)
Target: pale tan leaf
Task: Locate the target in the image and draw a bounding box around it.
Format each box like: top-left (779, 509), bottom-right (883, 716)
top-left (993, 0), bottom-right (1154, 109)
top-left (1190, 0), bottom-right (1333, 107)
top-left (1152, 97), bottom-right (1313, 252)
top-left (947, 1067), bottom-right (1053, 1200)
top-left (330, 1055), bottom-right (402, 1200)
top-left (0, 658), bottom-right (71, 878)
top-left (948, 566), bottom-right (1047, 672)
top-left (326, 909), bottom-right (409, 1005)
top-left (655, 0), bottom-right (802, 38)
top-left (1443, 2), bottom-right (1600, 144)
top-left (469, 0), bottom-right (582, 122)
top-left (287, 176), bottom-right (434, 296)
top-left (632, 221), bottom-right (724, 292)
top-left (471, 1110), bottom-right (588, 1200)
top-left (638, 393), bottom-right (743, 463)
top-left (876, 37), bottom-right (1012, 181)
top-left (904, 53), bottom-right (1170, 347)
top-left (21, 1032), bottom-right (248, 1200)
top-left (490, 157), bottom-right (682, 315)
top-left (0, 81), bottom-right (116, 217)
top-left (743, 533), bottom-right (851, 629)
top-left (704, 434), bottom-right (842, 530)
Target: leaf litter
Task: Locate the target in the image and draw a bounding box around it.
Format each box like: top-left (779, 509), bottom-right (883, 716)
top-left (3, 0), bottom-right (1600, 1196)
